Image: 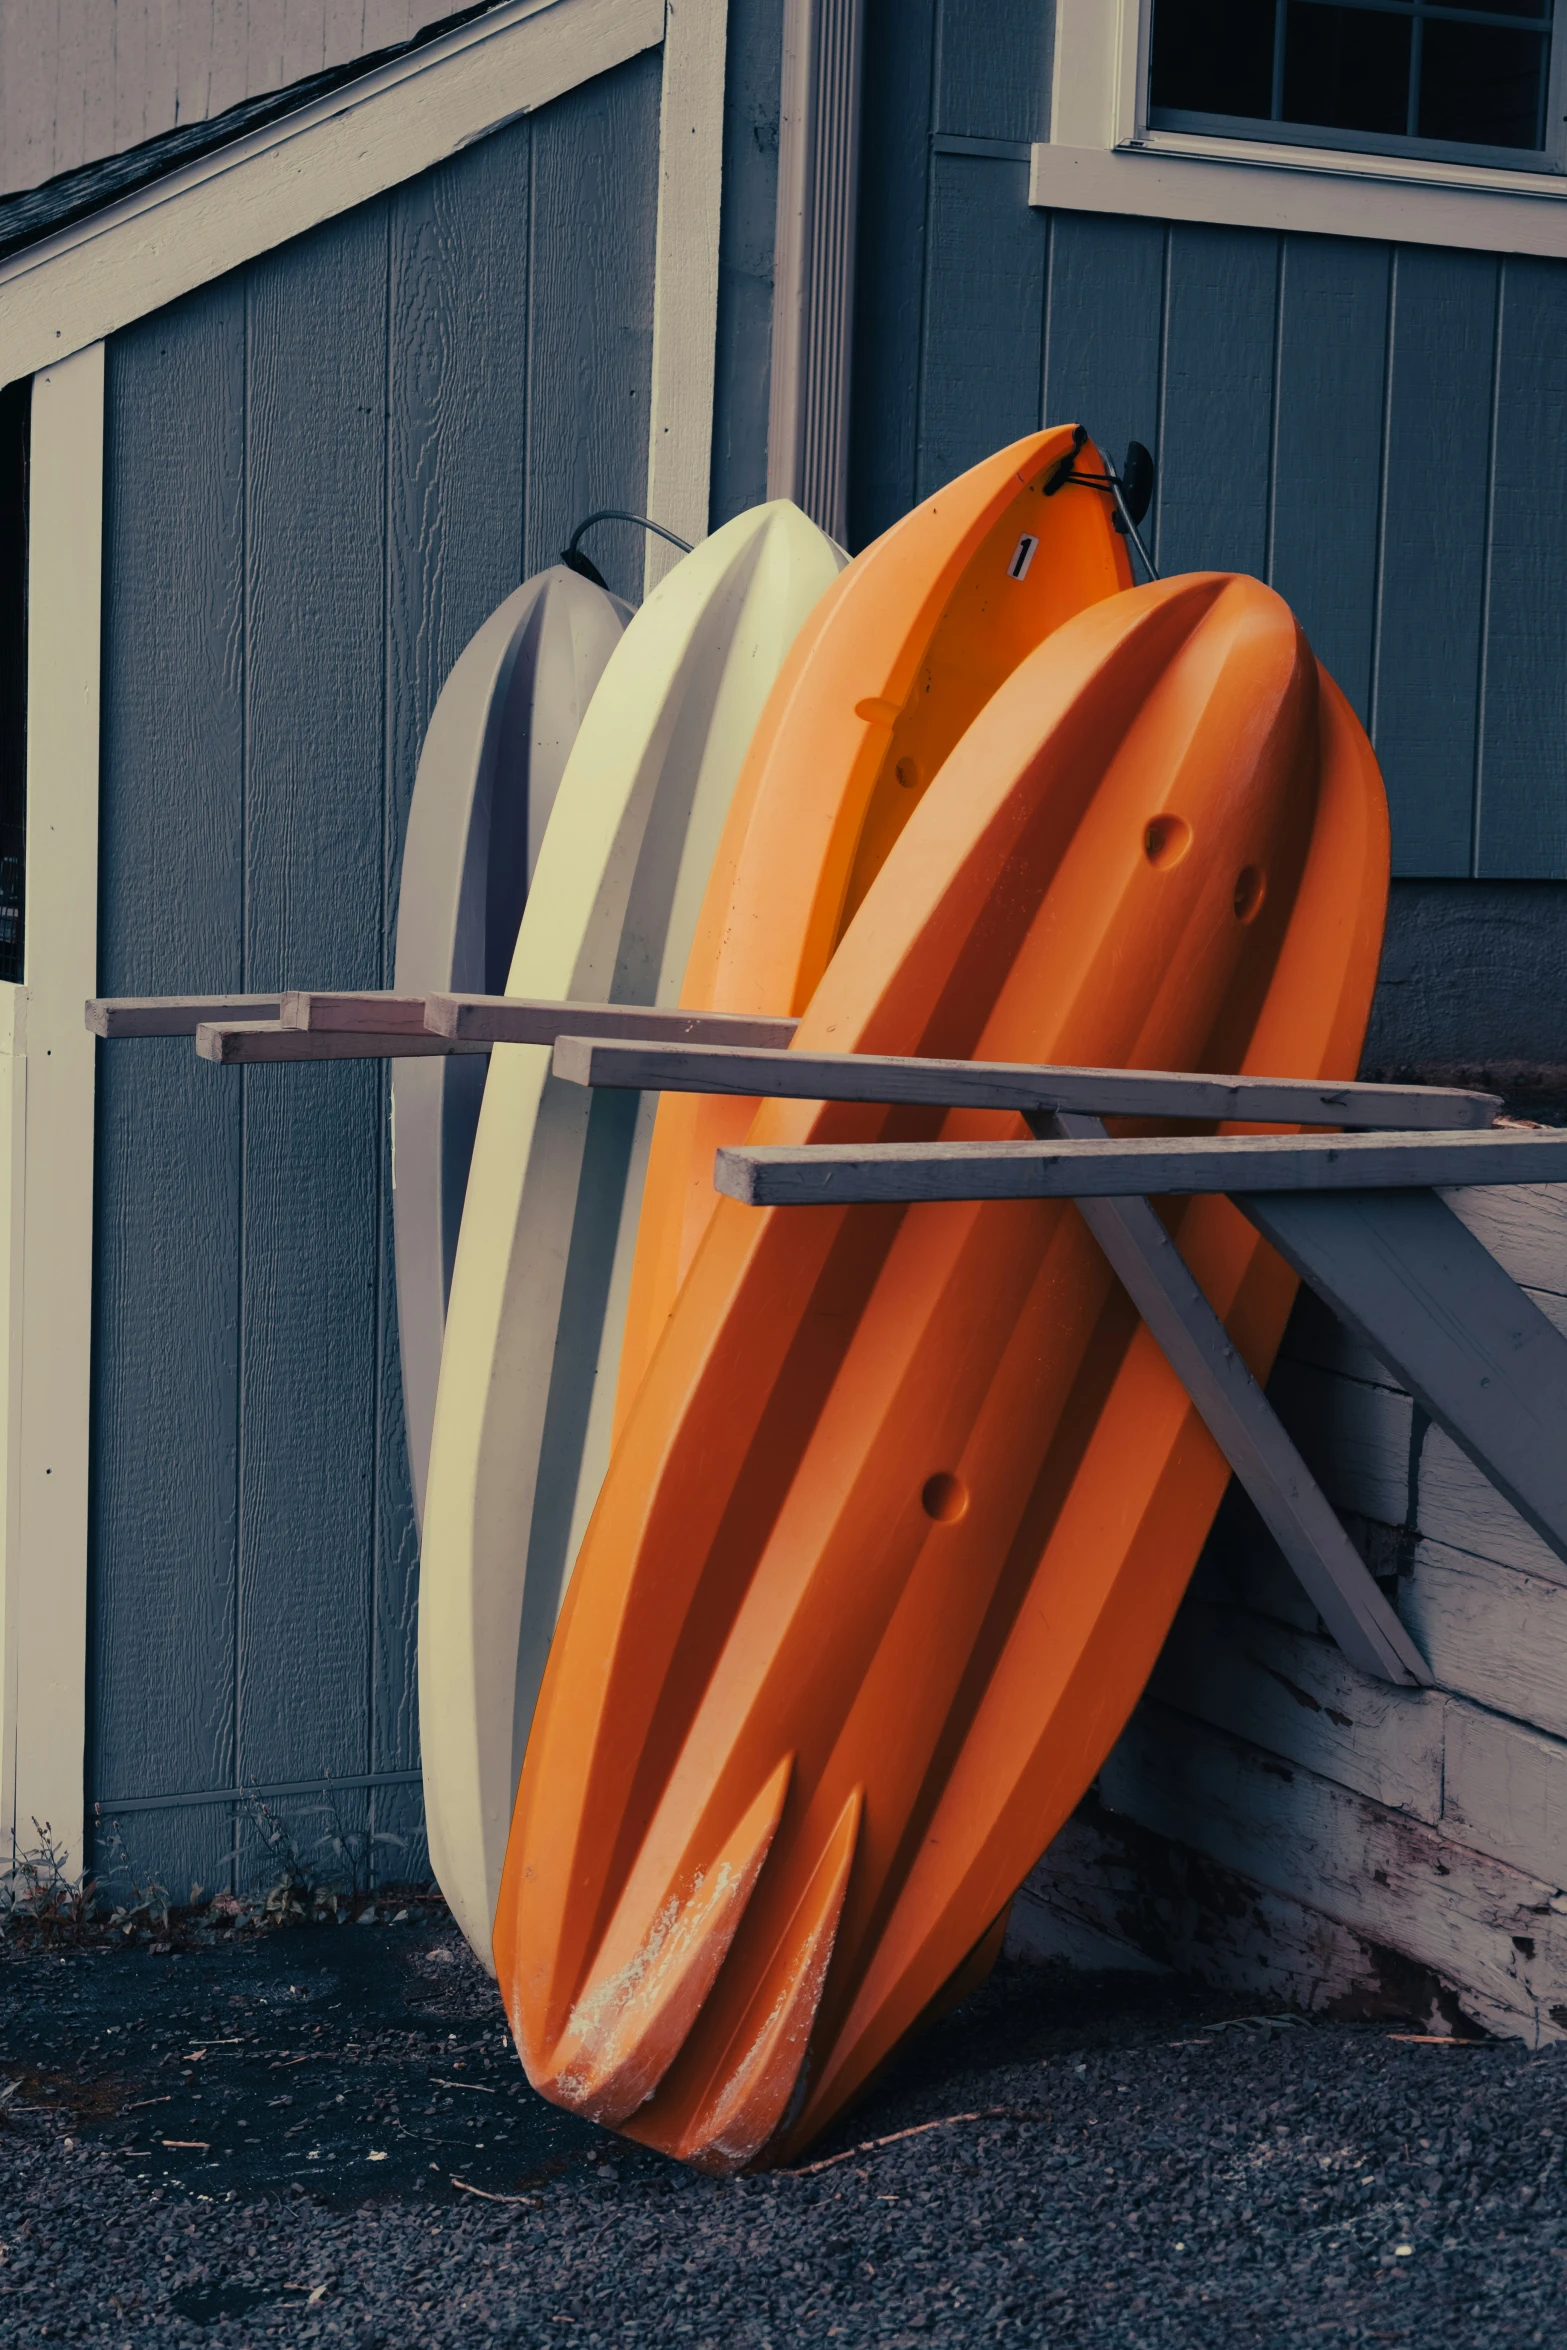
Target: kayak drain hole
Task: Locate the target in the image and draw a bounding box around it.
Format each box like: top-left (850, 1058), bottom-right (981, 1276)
top-left (896, 757), bottom-right (920, 791)
top-left (1233, 865), bottom-right (1266, 921)
top-left (1143, 815), bottom-right (1191, 868)
top-left (921, 1472), bottom-right (969, 1523)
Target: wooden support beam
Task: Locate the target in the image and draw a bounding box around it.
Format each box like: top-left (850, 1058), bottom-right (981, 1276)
top-left (715, 1130), bottom-right (1567, 1205)
top-left (549, 1036), bottom-right (1501, 1131)
top-left (193, 1022), bottom-right (489, 1065)
top-left (280, 991), bottom-right (429, 1033)
top-left (1041, 1113), bottom-right (1432, 1687)
top-left (1240, 1186), bottom-right (1567, 1575)
top-left (86, 994), bottom-right (283, 1037)
top-left (426, 993), bottom-right (799, 1049)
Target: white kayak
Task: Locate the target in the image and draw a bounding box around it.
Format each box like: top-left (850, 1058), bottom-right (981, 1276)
top-left (391, 567), bottom-right (628, 1525)
top-left (419, 501), bottom-right (847, 1970)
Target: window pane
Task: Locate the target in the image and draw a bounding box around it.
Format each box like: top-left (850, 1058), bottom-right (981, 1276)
top-left (1149, 0), bottom-right (1277, 120)
top-left (1282, 3), bottom-right (1412, 136)
top-left (1448, 0), bottom-right (1550, 18)
top-left (1419, 24), bottom-right (1549, 149)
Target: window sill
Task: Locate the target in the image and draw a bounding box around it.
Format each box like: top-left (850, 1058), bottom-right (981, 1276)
top-left (1028, 134), bottom-right (1567, 260)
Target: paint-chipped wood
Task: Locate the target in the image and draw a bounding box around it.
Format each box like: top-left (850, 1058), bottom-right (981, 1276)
top-left (1149, 1601), bottom-right (1443, 1823)
top-left (1403, 1541), bottom-right (1567, 1741)
top-left (1099, 1699), bottom-right (1567, 2042)
top-left (1442, 1696), bottom-right (1567, 1893)
top-left (1017, 1800), bottom-right (1522, 2037)
top-left (1242, 1186), bottom-right (1567, 1573)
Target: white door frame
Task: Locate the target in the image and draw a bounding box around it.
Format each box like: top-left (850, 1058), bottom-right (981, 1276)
top-left (0, 0), bottom-right (727, 1878)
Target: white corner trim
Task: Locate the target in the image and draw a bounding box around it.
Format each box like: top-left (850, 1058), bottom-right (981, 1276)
top-left (0, 0), bottom-right (666, 387)
top-left (644, 0), bottom-right (728, 589)
top-left (1029, 139), bottom-right (1567, 258)
top-left (0, 344), bottom-right (104, 1881)
top-left (766, 0), bottom-right (864, 544)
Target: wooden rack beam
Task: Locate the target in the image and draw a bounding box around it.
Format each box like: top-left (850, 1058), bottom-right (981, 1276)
top-left (714, 1128), bottom-right (1567, 1204)
top-left (549, 1036), bottom-right (1501, 1131)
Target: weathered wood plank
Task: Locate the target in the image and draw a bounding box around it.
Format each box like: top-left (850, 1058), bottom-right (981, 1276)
top-left (1099, 1699), bottom-right (1567, 2041)
top-left (196, 1022), bottom-right (489, 1063)
top-left (1149, 1600), bottom-right (1443, 1822)
top-left (1443, 1694), bottom-right (1567, 1893)
top-left (1265, 1358), bottom-right (1414, 1526)
top-left (916, 151), bottom-right (1045, 500)
top-left (1241, 1185), bottom-right (1567, 1572)
top-left (1403, 1539), bottom-right (1567, 1737)
top-left (1043, 1113), bottom-right (1427, 1685)
top-left (430, 993), bottom-right (799, 1047)
top-left (1277, 1282), bottom-right (1400, 1392)
top-left (88, 994), bottom-right (284, 1036)
top-left (1016, 1799), bottom-right (1518, 2033)
top-left (1444, 1182), bottom-right (1567, 1299)
top-left (716, 1131), bottom-right (1567, 1204)
top-left (1373, 247), bottom-right (1498, 877)
top-left (1269, 234), bottom-right (1388, 724)
top-left (553, 1033), bottom-right (1500, 1128)
top-left (281, 992), bottom-right (430, 1033)
top-left (1416, 1424), bottom-right (1567, 1586)
top-left (90, 275), bottom-right (250, 1898)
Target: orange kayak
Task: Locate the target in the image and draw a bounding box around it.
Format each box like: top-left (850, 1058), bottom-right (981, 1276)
top-left (614, 423), bottom-right (1133, 1427)
top-left (495, 573), bottom-right (1390, 2173)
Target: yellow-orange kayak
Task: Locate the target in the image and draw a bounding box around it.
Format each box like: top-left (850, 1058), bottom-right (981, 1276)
top-left (614, 424), bottom-right (1132, 1426)
top-left (497, 573), bottom-right (1389, 2174)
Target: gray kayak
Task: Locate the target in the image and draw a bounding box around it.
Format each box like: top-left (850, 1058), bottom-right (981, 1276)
top-left (391, 566), bottom-right (629, 1525)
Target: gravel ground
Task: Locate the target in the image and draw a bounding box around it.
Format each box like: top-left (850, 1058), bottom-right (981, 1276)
top-left (3, 1910), bottom-right (1566, 2346)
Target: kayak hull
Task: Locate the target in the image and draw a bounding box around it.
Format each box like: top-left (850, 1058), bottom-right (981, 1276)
top-left (615, 426), bottom-right (1134, 1432)
top-left (496, 572), bottom-right (1390, 2167)
top-left (392, 566), bottom-right (628, 1525)
top-left (419, 503), bottom-right (847, 1971)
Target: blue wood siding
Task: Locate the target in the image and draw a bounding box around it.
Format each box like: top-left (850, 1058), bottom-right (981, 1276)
top-left (90, 51), bottom-right (661, 1897)
top-left (852, 0), bottom-right (1567, 880)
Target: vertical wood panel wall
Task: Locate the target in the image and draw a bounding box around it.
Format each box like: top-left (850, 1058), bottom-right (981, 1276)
top-left (851, 0), bottom-right (1567, 882)
top-left (90, 52), bottom-right (660, 1899)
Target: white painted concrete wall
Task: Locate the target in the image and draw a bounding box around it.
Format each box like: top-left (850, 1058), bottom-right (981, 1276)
top-left (1, 1), bottom-right (463, 196)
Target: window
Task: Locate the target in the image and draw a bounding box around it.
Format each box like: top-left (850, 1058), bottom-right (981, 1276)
top-left (1147, 0), bottom-right (1559, 171)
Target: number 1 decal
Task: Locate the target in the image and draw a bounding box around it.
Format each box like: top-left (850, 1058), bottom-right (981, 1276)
top-left (1007, 534), bottom-right (1038, 582)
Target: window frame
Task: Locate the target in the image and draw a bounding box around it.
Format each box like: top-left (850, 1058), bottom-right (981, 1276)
top-left (1032, 0), bottom-right (1567, 255)
top-left (1140, 0), bottom-right (1567, 179)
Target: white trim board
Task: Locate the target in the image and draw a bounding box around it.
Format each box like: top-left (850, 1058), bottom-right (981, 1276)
top-left (1038, 0), bottom-right (1567, 261)
top-left (644, 0), bottom-right (728, 586)
top-left (1029, 142), bottom-right (1567, 259)
top-left (0, 0), bottom-right (667, 387)
top-left (0, 344), bottom-right (104, 1880)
